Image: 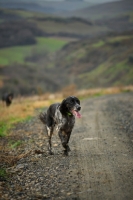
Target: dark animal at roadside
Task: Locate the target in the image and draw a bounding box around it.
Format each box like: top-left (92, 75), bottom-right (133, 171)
top-left (39, 96), bottom-right (81, 155)
top-left (2, 93), bottom-right (14, 107)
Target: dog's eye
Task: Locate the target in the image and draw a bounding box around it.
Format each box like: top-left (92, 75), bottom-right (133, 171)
top-left (76, 100), bottom-right (80, 105)
top-left (70, 99), bottom-right (74, 104)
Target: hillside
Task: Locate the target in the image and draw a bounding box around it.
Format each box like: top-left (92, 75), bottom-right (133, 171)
top-left (69, 0), bottom-right (133, 20)
top-left (0, 37), bottom-right (68, 95)
top-left (0, 31), bottom-right (133, 95)
top-left (0, 0), bottom-right (93, 14)
top-left (50, 31), bottom-right (133, 89)
top-left (0, 8), bottom-right (112, 50)
top-left (0, 0), bottom-right (133, 96)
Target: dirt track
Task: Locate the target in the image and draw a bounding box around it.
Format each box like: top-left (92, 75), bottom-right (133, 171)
top-left (1, 93), bottom-right (133, 200)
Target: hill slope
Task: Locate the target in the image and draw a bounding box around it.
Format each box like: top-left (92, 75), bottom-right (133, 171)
top-left (0, 1), bottom-right (133, 95)
top-left (0, 0), bottom-right (93, 14)
top-left (69, 0), bottom-right (133, 20)
top-left (47, 31), bottom-right (133, 89)
top-left (0, 31), bottom-right (133, 95)
top-left (0, 8), bottom-right (111, 49)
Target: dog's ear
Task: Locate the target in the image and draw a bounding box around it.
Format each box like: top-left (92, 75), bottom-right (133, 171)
top-left (59, 99), bottom-right (67, 115)
top-left (61, 99), bottom-right (66, 104)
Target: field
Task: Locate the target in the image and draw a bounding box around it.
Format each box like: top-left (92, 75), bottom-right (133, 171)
top-left (0, 37), bottom-right (68, 65)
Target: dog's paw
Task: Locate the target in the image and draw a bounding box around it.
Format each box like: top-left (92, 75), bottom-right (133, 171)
top-left (63, 150), bottom-right (68, 156)
top-left (67, 146), bottom-right (71, 152)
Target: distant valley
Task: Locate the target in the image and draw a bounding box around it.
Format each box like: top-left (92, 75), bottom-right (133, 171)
top-left (0, 0), bottom-right (133, 95)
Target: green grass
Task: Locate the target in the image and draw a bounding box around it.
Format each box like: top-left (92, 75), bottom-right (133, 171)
top-left (80, 63), bottom-right (107, 79)
top-left (79, 59), bottom-right (132, 87)
top-left (66, 49), bottom-right (86, 61)
top-left (37, 37), bottom-right (67, 52)
top-left (0, 46), bottom-right (31, 65)
top-left (92, 40), bottom-right (105, 48)
top-left (0, 122), bottom-right (7, 137)
top-left (9, 140), bottom-right (23, 149)
top-left (108, 35), bottom-right (133, 43)
top-left (23, 115), bottom-right (33, 122)
top-left (0, 37), bottom-right (68, 65)
top-left (0, 115), bottom-right (33, 137)
top-left (0, 121), bottom-right (12, 137)
top-left (0, 168), bottom-right (7, 179)
top-left (92, 35), bottom-right (133, 49)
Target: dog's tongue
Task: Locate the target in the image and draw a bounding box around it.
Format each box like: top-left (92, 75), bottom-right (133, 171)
top-left (72, 110), bottom-right (81, 118)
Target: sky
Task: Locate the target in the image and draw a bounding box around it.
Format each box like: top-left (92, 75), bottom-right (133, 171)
top-left (31, 0), bottom-right (120, 2)
top-left (43, 0), bottom-right (120, 2)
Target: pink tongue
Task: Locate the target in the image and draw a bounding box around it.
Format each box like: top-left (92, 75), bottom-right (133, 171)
top-left (72, 110), bottom-right (81, 118)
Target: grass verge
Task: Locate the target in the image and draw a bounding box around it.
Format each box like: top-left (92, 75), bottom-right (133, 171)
top-left (0, 168), bottom-right (7, 180)
top-left (0, 97), bottom-right (62, 168)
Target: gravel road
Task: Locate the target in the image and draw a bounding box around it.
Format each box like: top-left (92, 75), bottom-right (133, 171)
top-left (1, 93), bottom-right (133, 200)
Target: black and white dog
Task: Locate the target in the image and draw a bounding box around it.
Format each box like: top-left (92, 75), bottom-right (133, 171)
top-left (39, 96), bottom-right (81, 155)
top-left (2, 93), bottom-right (14, 107)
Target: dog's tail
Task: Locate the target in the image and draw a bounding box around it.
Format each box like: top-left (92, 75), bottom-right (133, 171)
top-left (39, 112), bottom-right (47, 124)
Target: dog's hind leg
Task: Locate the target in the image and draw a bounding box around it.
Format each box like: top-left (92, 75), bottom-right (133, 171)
top-left (47, 126), bottom-right (54, 155)
top-left (40, 112), bottom-right (55, 155)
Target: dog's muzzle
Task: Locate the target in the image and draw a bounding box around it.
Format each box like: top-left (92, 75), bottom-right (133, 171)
top-left (72, 104), bottom-right (81, 118)
top-left (77, 105), bottom-right (81, 111)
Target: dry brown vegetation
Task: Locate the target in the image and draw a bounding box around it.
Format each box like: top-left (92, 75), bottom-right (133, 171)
top-left (1, 85), bottom-right (133, 126)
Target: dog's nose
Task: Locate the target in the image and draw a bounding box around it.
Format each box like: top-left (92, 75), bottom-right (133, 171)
top-left (77, 106), bottom-right (81, 111)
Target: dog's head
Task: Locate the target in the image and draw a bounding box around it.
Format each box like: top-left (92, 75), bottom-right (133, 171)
top-left (8, 93), bottom-right (14, 101)
top-left (60, 96), bottom-right (81, 118)
top-left (7, 93), bottom-right (14, 105)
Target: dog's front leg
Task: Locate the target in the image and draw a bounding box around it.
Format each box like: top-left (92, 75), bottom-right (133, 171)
top-left (67, 132), bottom-right (71, 145)
top-left (58, 131), bottom-right (71, 155)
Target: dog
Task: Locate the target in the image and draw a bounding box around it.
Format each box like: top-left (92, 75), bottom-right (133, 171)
top-left (39, 96), bottom-right (81, 155)
top-left (2, 93), bottom-right (14, 107)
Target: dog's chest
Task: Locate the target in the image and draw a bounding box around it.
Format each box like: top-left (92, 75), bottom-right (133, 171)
top-left (55, 109), bottom-right (75, 132)
top-left (62, 117), bottom-right (75, 131)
